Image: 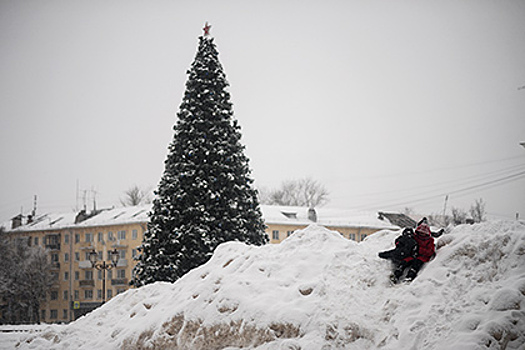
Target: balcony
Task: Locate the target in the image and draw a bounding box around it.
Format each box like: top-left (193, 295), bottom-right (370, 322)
top-left (50, 262), bottom-right (61, 270)
top-left (45, 243), bottom-right (61, 251)
top-left (79, 280), bottom-right (95, 287)
top-left (111, 278), bottom-right (128, 286)
top-left (116, 259), bottom-right (128, 268)
top-left (111, 242), bottom-right (128, 249)
top-left (44, 233), bottom-right (61, 250)
top-left (78, 260), bottom-right (93, 269)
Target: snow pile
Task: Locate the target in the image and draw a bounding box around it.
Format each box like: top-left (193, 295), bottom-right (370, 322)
top-left (14, 221), bottom-right (525, 349)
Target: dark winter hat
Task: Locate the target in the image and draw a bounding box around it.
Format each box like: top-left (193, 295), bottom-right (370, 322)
top-left (415, 223), bottom-right (431, 236)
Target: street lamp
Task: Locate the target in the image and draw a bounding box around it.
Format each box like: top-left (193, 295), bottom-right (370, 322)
top-left (89, 249), bottom-right (119, 304)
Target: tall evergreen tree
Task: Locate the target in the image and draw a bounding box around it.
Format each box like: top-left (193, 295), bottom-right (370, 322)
top-left (132, 27), bottom-right (267, 287)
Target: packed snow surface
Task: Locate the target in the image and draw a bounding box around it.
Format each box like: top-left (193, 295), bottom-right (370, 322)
top-left (11, 221), bottom-right (525, 349)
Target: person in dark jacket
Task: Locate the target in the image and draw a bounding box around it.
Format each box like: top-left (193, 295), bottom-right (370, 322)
top-left (378, 227), bottom-right (418, 262)
top-left (379, 220), bottom-right (436, 284)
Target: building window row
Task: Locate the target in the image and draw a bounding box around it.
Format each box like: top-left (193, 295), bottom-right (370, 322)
top-left (25, 227), bottom-right (143, 249)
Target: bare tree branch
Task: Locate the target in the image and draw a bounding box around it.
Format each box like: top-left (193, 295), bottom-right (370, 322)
top-left (261, 178), bottom-right (329, 208)
top-left (120, 185), bottom-right (152, 206)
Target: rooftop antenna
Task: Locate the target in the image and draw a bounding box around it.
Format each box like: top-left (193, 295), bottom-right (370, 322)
top-left (32, 195), bottom-right (37, 217)
top-left (82, 190), bottom-right (88, 212)
top-left (92, 187), bottom-right (98, 212)
top-left (76, 179), bottom-right (80, 212)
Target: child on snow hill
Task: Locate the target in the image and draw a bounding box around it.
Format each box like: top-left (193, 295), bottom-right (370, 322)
top-left (378, 218), bottom-right (438, 284)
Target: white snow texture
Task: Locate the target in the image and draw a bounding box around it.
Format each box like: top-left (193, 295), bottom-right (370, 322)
top-left (11, 221), bottom-right (525, 349)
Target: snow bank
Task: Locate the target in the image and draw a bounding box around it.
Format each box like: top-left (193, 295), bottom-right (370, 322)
top-left (14, 221), bottom-right (525, 349)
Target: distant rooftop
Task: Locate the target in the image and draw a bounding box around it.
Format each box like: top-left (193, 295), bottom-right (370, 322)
top-left (2, 205), bottom-right (150, 232)
top-left (2, 204), bottom-right (402, 233)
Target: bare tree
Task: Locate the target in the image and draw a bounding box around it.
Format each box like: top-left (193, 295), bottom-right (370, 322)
top-left (470, 198), bottom-right (486, 223)
top-left (261, 178), bottom-right (329, 208)
top-left (451, 207), bottom-right (468, 225)
top-left (0, 229), bottom-right (53, 324)
top-left (120, 185), bottom-right (152, 206)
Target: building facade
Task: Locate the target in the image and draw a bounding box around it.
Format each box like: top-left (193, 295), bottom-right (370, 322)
top-left (1, 204), bottom-right (400, 324)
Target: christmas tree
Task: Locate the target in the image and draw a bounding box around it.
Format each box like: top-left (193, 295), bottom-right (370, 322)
top-left (132, 24), bottom-right (268, 287)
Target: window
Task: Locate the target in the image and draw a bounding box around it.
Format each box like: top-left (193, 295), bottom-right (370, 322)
top-left (98, 232), bottom-right (103, 242)
top-left (272, 230), bottom-right (279, 240)
top-left (116, 288), bottom-right (126, 295)
top-left (75, 271), bottom-right (79, 281)
top-left (50, 310), bottom-right (58, 319)
top-left (107, 289), bottom-right (113, 299)
top-left (34, 237), bottom-right (39, 246)
top-left (132, 249), bottom-right (137, 258)
top-left (117, 230), bottom-right (126, 240)
top-left (85, 233), bottom-right (93, 243)
top-left (119, 250), bottom-right (126, 259)
top-left (98, 251), bottom-right (103, 260)
top-left (63, 291), bottom-right (68, 300)
top-left (98, 270), bottom-right (103, 280)
top-left (75, 234), bottom-right (80, 243)
top-left (64, 253), bottom-right (69, 262)
top-left (74, 290), bottom-right (79, 300)
top-left (41, 310), bottom-right (46, 320)
top-left (51, 253), bottom-right (59, 263)
top-left (84, 290), bottom-right (93, 300)
top-left (108, 231), bottom-right (114, 241)
top-left (117, 269), bottom-right (126, 279)
top-left (84, 251), bottom-right (91, 260)
top-left (349, 233), bottom-right (356, 241)
top-left (50, 291), bottom-right (58, 300)
top-left (287, 231), bottom-right (294, 237)
top-left (75, 252), bottom-right (80, 261)
top-left (107, 270), bottom-right (113, 279)
top-left (64, 234), bottom-right (69, 244)
top-left (63, 309), bottom-right (68, 319)
top-left (85, 270), bottom-right (93, 280)
top-left (360, 234), bottom-right (367, 241)
top-left (132, 229), bottom-right (138, 240)
top-left (97, 289), bottom-right (102, 299)
top-left (64, 272), bottom-right (69, 281)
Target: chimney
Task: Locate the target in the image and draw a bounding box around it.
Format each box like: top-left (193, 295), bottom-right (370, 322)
top-left (11, 214), bottom-right (23, 229)
top-left (31, 195), bottom-right (37, 218)
top-left (308, 208), bottom-right (317, 223)
top-left (75, 210), bottom-right (88, 224)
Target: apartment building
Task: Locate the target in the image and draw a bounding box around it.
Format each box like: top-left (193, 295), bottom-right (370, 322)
top-left (2, 204), bottom-right (400, 323)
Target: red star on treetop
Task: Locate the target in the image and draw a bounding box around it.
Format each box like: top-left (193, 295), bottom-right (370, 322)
top-left (203, 22), bottom-right (211, 36)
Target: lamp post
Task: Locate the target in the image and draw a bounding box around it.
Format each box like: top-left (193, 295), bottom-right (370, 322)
top-left (89, 249), bottom-right (119, 304)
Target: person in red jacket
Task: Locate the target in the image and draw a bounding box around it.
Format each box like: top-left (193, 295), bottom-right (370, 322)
top-left (393, 221), bottom-right (435, 283)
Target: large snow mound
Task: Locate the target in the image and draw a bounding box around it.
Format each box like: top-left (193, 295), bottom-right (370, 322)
top-left (14, 221), bottom-right (525, 350)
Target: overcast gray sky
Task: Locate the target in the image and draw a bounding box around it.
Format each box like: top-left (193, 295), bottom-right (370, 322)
top-left (1, 0), bottom-right (524, 223)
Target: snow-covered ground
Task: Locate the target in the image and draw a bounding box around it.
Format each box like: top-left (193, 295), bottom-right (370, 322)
top-left (5, 221), bottom-right (525, 349)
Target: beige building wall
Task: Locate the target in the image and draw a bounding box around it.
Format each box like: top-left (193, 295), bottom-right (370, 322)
top-left (266, 224), bottom-right (379, 244)
top-left (6, 222), bottom-right (146, 323)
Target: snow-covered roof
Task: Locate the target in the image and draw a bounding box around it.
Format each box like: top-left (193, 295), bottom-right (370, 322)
top-left (2, 204), bottom-right (397, 233)
top-left (1, 205), bottom-right (151, 233)
top-left (261, 205), bottom-right (398, 230)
